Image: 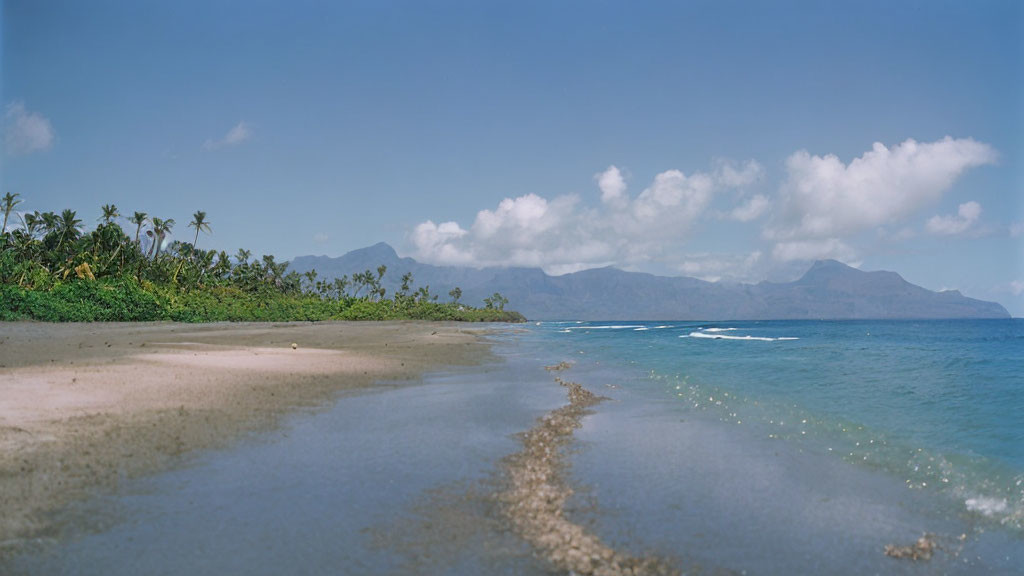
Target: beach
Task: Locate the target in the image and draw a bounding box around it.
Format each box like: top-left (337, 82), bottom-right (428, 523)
top-left (0, 321), bottom-right (490, 553)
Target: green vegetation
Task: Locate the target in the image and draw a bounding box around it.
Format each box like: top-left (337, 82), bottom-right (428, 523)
top-left (0, 195), bottom-right (525, 323)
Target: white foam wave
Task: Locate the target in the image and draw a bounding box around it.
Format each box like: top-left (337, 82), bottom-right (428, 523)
top-left (568, 325), bottom-right (646, 330)
top-left (965, 496), bottom-right (1009, 517)
top-left (703, 328), bottom-right (738, 333)
top-left (685, 331), bottom-right (799, 342)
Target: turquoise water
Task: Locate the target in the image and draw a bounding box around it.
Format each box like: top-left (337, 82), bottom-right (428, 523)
top-left (497, 319), bottom-right (1024, 574)
top-left (524, 320), bottom-right (1024, 534)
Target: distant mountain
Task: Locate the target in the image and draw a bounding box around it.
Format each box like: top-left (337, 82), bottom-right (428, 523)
top-left (289, 243), bottom-right (1010, 320)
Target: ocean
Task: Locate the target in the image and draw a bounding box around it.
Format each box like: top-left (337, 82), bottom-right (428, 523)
top-left (5, 319), bottom-right (1022, 575)
top-left (507, 319), bottom-right (1024, 574)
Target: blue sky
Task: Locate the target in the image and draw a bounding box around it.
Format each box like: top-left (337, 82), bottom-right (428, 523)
top-left (2, 0), bottom-right (1022, 314)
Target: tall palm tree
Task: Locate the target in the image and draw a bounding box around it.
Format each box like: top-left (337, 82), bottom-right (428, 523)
top-left (2, 192), bottom-right (22, 234)
top-left (55, 209), bottom-right (83, 252)
top-left (188, 210), bottom-right (211, 250)
top-left (40, 211), bottom-right (59, 236)
top-left (100, 204), bottom-right (120, 224)
top-left (130, 211), bottom-right (149, 244)
top-left (147, 217), bottom-right (175, 257)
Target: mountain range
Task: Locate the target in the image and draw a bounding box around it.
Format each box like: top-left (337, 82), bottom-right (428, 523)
top-left (289, 243), bottom-right (1010, 320)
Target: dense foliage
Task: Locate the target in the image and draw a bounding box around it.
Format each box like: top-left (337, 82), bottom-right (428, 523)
top-left (0, 194), bottom-right (525, 323)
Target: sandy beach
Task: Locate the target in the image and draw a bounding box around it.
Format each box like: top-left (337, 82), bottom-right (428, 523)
top-left (0, 321), bottom-right (491, 552)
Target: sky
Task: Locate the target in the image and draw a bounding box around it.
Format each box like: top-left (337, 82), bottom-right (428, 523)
top-left (2, 0), bottom-right (1022, 314)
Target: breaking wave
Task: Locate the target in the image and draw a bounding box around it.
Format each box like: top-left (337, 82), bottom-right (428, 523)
top-left (684, 331), bottom-right (799, 342)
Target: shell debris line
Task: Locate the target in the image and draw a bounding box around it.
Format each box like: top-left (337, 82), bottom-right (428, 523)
top-left (498, 372), bottom-right (678, 576)
top-left (544, 361), bottom-right (574, 372)
top-left (884, 533), bottom-right (937, 561)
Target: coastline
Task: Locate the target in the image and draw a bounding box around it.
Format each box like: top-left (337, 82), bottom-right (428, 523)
top-left (0, 320), bottom-right (492, 552)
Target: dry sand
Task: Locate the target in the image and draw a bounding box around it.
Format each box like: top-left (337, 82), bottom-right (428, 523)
top-left (0, 321), bottom-right (491, 553)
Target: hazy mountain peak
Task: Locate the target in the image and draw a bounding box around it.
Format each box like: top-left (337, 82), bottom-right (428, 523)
top-left (354, 242), bottom-right (399, 260)
top-left (802, 259), bottom-right (857, 277)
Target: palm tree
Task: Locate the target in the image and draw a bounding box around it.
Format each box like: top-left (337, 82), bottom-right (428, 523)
top-left (40, 211), bottom-right (59, 236)
top-left (188, 210), bottom-right (211, 250)
top-left (158, 218), bottom-right (175, 256)
top-left (2, 192), bottom-right (22, 234)
top-left (19, 212), bottom-right (41, 239)
top-left (174, 210), bottom-right (211, 282)
top-left (55, 209), bottom-right (83, 250)
top-left (100, 204), bottom-right (120, 224)
top-left (130, 211), bottom-right (149, 244)
top-left (147, 217), bottom-right (175, 257)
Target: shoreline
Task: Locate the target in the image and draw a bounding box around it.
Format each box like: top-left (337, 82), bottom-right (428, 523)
top-left (0, 320), bottom-right (493, 552)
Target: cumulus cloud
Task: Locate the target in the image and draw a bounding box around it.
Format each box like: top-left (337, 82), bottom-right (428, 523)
top-left (730, 194), bottom-right (770, 222)
top-left (596, 166), bottom-right (627, 205)
top-left (766, 136), bottom-right (996, 262)
top-left (410, 137), bottom-right (996, 275)
top-left (4, 101), bottom-right (55, 155)
top-left (770, 137), bottom-right (995, 239)
top-left (410, 161), bottom-right (760, 274)
top-left (203, 121), bottom-right (252, 150)
top-left (926, 201), bottom-right (982, 235)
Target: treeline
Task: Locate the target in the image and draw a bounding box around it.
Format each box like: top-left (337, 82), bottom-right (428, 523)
top-left (0, 193), bottom-right (525, 323)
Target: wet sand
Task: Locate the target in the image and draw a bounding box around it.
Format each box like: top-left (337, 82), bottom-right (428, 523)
top-left (0, 321), bottom-right (491, 553)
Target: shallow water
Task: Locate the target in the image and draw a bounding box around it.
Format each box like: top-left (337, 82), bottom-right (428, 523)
top-left (2, 347), bottom-right (565, 576)
top-left (5, 320), bottom-right (1023, 575)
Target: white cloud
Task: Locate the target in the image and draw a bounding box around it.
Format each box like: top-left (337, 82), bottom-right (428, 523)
top-left (926, 201), bottom-right (982, 235)
top-left (1010, 281), bottom-right (1024, 297)
top-left (203, 121), bottom-right (252, 150)
top-left (730, 194), bottom-right (770, 222)
top-left (632, 169), bottom-right (715, 226)
top-left (410, 220), bottom-right (475, 266)
top-left (410, 137), bottom-right (997, 274)
top-left (4, 101), bottom-right (55, 155)
top-left (596, 165), bottom-right (627, 205)
top-left (1010, 221), bottom-right (1023, 238)
top-left (410, 161), bottom-right (759, 273)
top-left (769, 137), bottom-right (996, 242)
top-left (313, 232), bottom-right (329, 244)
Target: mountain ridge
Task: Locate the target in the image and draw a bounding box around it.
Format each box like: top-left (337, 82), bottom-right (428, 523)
top-left (289, 245), bottom-right (1010, 320)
